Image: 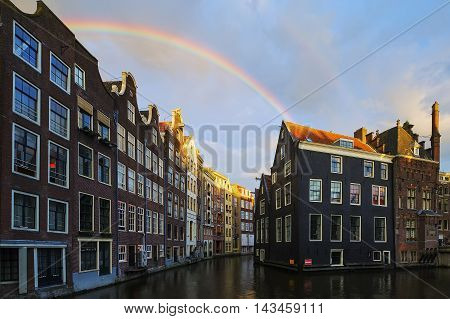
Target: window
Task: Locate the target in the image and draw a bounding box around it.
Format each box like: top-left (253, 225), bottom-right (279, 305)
top-left (50, 52), bottom-right (70, 93)
top-left (127, 101), bottom-right (135, 124)
top-left (47, 199), bottom-right (67, 233)
top-left (13, 21), bottom-right (41, 71)
top-left (381, 163), bottom-right (388, 180)
top-left (78, 144), bottom-right (93, 179)
top-left (13, 73), bottom-right (40, 123)
top-left (152, 183), bottom-right (158, 203)
top-left (74, 65), bottom-right (85, 89)
top-left (98, 154), bottom-right (111, 185)
top-left (175, 172), bottom-right (180, 189)
top-left (168, 166), bottom-right (174, 185)
top-left (145, 148), bottom-right (151, 170)
top-left (98, 198), bottom-right (111, 233)
top-left (280, 144), bottom-right (285, 160)
top-left (372, 185), bottom-right (387, 206)
top-left (137, 174), bottom-right (144, 197)
top-left (373, 251), bottom-right (382, 262)
top-left (338, 139), bottom-right (353, 148)
top-left (127, 133), bottom-right (136, 159)
top-left (330, 181), bottom-right (342, 204)
top-left (169, 142), bottom-right (174, 161)
top-left (422, 190), bottom-right (432, 210)
top-left (12, 190), bottom-right (39, 231)
top-left (272, 172), bottom-right (277, 184)
top-left (309, 179), bottom-right (322, 202)
top-left (118, 246), bottom-right (127, 262)
top-left (158, 186), bottom-right (163, 205)
top-left (79, 193), bottom-right (94, 232)
top-left (330, 250), bottom-right (343, 266)
top-left (152, 212), bottom-right (158, 234)
top-left (374, 217), bottom-right (386, 242)
top-left (168, 192), bottom-right (173, 217)
top-left (117, 124), bottom-right (126, 153)
top-left (98, 122), bottom-right (109, 141)
top-left (128, 205), bottom-right (136, 232)
top-left (285, 215), bottom-right (291, 242)
top-left (118, 163), bottom-right (126, 190)
top-left (48, 141), bottom-right (68, 187)
top-left (49, 97), bottom-right (69, 139)
top-left (175, 151), bottom-right (180, 167)
top-left (0, 248), bottom-right (19, 282)
top-left (275, 188), bottom-right (282, 209)
top-left (152, 127), bottom-right (158, 145)
top-left (180, 176), bottom-right (185, 192)
top-left (13, 124), bottom-right (39, 179)
top-left (159, 244), bottom-right (165, 258)
top-left (364, 160), bottom-right (374, 178)
top-left (406, 220), bottom-right (416, 240)
top-left (159, 158), bottom-right (164, 178)
top-left (137, 208), bottom-right (144, 233)
top-left (330, 215), bottom-right (342, 241)
top-left (260, 199), bottom-right (265, 215)
top-left (331, 156), bottom-right (342, 174)
top-left (146, 245), bottom-right (152, 259)
top-left (152, 152), bottom-right (158, 175)
top-left (309, 214), bottom-right (322, 241)
top-left (350, 183), bottom-right (361, 205)
top-left (78, 108), bottom-right (92, 131)
top-left (276, 218), bottom-right (282, 242)
top-left (284, 183), bottom-right (291, 205)
top-left (80, 242), bottom-right (97, 272)
top-left (128, 168), bottom-right (136, 193)
top-left (284, 161), bottom-right (291, 177)
top-left (174, 195), bottom-right (179, 218)
top-left (136, 141), bottom-right (144, 165)
top-left (350, 216), bottom-right (361, 242)
top-left (118, 201), bottom-right (126, 230)
top-left (407, 189), bottom-right (416, 209)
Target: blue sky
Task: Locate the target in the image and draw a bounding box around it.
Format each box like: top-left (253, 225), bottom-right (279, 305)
top-left (17, 0), bottom-right (450, 189)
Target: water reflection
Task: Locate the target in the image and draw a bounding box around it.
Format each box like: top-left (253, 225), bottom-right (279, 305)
top-left (75, 256), bottom-right (450, 299)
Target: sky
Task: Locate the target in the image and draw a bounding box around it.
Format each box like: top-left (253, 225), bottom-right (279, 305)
top-left (15, 0), bottom-right (450, 190)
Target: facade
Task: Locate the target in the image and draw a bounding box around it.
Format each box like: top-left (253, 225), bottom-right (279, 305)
top-left (212, 171), bottom-right (233, 254)
top-left (363, 103), bottom-right (441, 265)
top-left (202, 168), bottom-right (216, 258)
top-left (255, 121), bottom-right (395, 270)
top-left (437, 172), bottom-right (450, 246)
top-left (159, 109), bottom-right (187, 265)
top-left (232, 184), bottom-right (255, 254)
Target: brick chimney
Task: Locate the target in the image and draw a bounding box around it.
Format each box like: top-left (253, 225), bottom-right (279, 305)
top-left (354, 127), bottom-right (367, 144)
top-left (431, 101), bottom-right (440, 162)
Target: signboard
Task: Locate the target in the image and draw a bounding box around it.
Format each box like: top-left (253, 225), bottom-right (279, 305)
top-left (304, 259), bottom-right (312, 266)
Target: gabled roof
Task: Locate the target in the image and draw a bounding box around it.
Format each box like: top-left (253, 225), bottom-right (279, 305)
top-left (159, 121), bottom-right (170, 132)
top-left (284, 121), bottom-right (376, 153)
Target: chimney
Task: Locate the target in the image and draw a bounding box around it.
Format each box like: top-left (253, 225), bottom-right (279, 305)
top-left (354, 127), bottom-right (367, 143)
top-left (431, 101), bottom-right (441, 162)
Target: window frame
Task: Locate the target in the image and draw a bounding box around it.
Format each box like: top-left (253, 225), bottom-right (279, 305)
top-left (284, 182), bottom-right (291, 206)
top-left (330, 181), bottom-right (343, 204)
top-left (372, 251), bottom-right (382, 262)
top-left (12, 123), bottom-right (40, 180)
top-left (79, 192), bottom-right (94, 232)
top-left (349, 183), bottom-right (361, 206)
top-left (309, 214), bottom-right (322, 241)
top-left (275, 217), bottom-right (282, 242)
top-left (99, 197), bottom-right (111, 234)
top-left (49, 51), bottom-right (71, 94)
top-left (350, 216), bottom-right (362, 242)
top-left (48, 96), bottom-right (70, 140)
top-left (275, 188), bottom-right (282, 209)
top-left (330, 155), bottom-right (343, 174)
top-left (380, 163), bottom-right (388, 180)
top-left (374, 217), bottom-right (387, 243)
top-left (285, 215), bottom-right (292, 243)
top-left (74, 64), bottom-right (85, 89)
top-left (13, 20), bottom-right (42, 72)
top-left (309, 179), bottom-right (322, 202)
top-left (78, 143), bottom-right (94, 180)
top-left (330, 249), bottom-right (344, 266)
top-left (11, 189), bottom-right (39, 232)
top-left (118, 245), bottom-right (127, 262)
top-left (47, 198), bottom-right (69, 234)
top-left (48, 140), bottom-right (69, 188)
top-left (98, 153), bottom-right (111, 186)
top-left (372, 185), bottom-right (388, 207)
top-left (12, 72), bottom-right (41, 125)
top-left (330, 214), bottom-right (343, 242)
top-left (364, 160), bottom-right (375, 178)
top-left (284, 160), bottom-right (291, 177)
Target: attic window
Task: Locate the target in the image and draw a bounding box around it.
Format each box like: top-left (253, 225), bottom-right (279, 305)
top-left (336, 139), bottom-right (354, 149)
top-left (280, 128), bottom-right (285, 139)
top-left (414, 147), bottom-right (420, 156)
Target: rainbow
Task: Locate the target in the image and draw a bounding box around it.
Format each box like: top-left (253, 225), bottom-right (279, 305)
top-left (65, 20), bottom-right (292, 121)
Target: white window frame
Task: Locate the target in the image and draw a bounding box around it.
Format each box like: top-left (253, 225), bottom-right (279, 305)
top-left (137, 174), bottom-right (144, 197)
top-left (137, 141), bottom-right (144, 165)
top-left (280, 144), bottom-right (285, 160)
top-left (349, 183), bottom-right (361, 206)
top-left (350, 215), bottom-right (362, 242)
top-left (284, 160), bottom-right (291, 177)
top-left (118, 162), bottom-right (126, 190)
top-left (127, 101), bottom-right (136, 124)
top-left (330, 181), bottom-right (343, 204)
top-left (78, 192), bottom-right (94, 232)
top-left (284, 182), bottom-right (291, 206)
top-left (11, 189), bottom-right (39, 232)
top-left (98, 153), bottom-right (111, 186)
top-left (118, 201), bottom-right (126, 231)
top-left (98, 197), bottom-right (112, 234)
top-left (381, 163), bottom-right (388, 180)
top-left (47, 198), bottom-right (69, 234)
top-left (118, 245), bottom-right (127, 262)
top-left (13, 20), bottom-right (42, 72)
top-left (12, 72), bottom-right (41, 125)
top-left (48, 96), bottom-right (70, 140)
top-left (49, 51), bottom-right (71, 94)
top-left (373, 251), bottom-right (382, 262)
top-left (309, 179), bottom-right (322, 202)
top-left (275, 188), bottom-right (282, 209)
top-left (330, 214), bottom-right (343, 242)
top-left (309, 214), bottom-right (322, 241)
top-left (285, 215), bottom-right (292, 243)
top-left (78, 142), bottom-right (94, 180)
top-left (117, 124), bottom-right (126, 153)
top-left (374, 217), bottom-right (387, 243)
top-left (48, 140), bottom-right (69, 189)
top-left (330, 249), bottom-right (344, 266)
top-left (74, 64), bottom-right (85, 89)
top-left (272, 172), bottom-right (277, 184)
top-left (372, 185), bottom-right (388, 207)
top-left (275, 218), bottom-right (282, 242)
top-left (127, 132), bottom-right (136, 160)
top-left (128, 168), bottom-right (136, 194)
top-left (12, 123), bottom-right (40, 180)
top-left (364, 160), bottom-right (374, 178)
top-left (331, 155), bottom-right (343, 174)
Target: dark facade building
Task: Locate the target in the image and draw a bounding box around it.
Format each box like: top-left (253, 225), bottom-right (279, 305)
top-left (438, 172), bottom-right (450, 246)
top-left (362, 102), bottom-right (441, 265)
top-left (255, 121), bottom-right (395, 270)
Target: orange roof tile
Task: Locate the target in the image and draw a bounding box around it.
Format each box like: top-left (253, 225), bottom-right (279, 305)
top-left (159, 121), bottom-right (170, 131)
top-left (284, 121), bottom-right (375, 153)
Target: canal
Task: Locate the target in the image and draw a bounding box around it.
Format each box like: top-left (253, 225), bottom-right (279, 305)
top-left (75, 255), bottom-right (450, 298)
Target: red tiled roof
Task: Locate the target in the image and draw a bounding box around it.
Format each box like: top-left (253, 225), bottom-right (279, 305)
top-left (159, 121), bottom-right (170, 131)
top-left (284, 121), bottom-right (375, 153)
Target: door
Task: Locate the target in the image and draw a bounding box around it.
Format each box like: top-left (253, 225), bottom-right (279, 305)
top-left (174, 247), bottom-right (179, 262)
top-left (383, 251), bottom-right (391, 265)
top-left (128, 246), bottom-right (136, 267)
top-left (99, 242), bottom-right (111, 276)
top-left (260, 249), bottom-right (265, 262)
top-left (37, 248), bottom-right (63, 287)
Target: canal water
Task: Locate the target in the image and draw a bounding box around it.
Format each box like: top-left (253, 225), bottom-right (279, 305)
top-left (75, 255), bottom-right (450, 298)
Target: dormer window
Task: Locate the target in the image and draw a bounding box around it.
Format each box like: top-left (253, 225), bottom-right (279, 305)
top-left (414, 147), bottom-right (420, 156)
top-left (336, 138), bottom-right (354, 149)
top-left (280, 144), bottom-right (286, 160)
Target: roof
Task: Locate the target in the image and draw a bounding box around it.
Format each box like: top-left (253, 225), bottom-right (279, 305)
top-left (284, 121), bottom-right (375, 153)
top-left (159, 121), bottom-right (170, 132)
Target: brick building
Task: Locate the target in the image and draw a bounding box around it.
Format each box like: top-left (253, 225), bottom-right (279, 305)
top-left (232, 184), bottom-right (254, 254)
top-left (438, 172), bottom-right (450, 246)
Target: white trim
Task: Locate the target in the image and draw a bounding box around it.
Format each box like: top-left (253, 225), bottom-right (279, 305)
top-left (309, 179), bottom-right (322, 202)
top-left (383, 251), bottom-right (391, 264)
top-left (275, 217), bottom-right (282, 242)
top-left (374, 217), bottom-right (387, 243)
top-left (48, 96), bottom-right (70, 140)
top-left (372, 185), bottom-right (388, 207)
top-left (49, 51), bottom-right (71, 94)
top-left (12, 123), bottom-right (40, 180)
top-left (364, 160), bottom-right (375, 178)
top-left (48, 140), bottom-right (69, 189)
top-left (284, 182), bottom-right (291, 206)
top-left (298, 141), bottom-right (393, 163)
top-left (350, 215), bottom-right (362, 242)
top-left (330, 180), bottom-right (343, 204)
top-left (11, 190), bottom-right (39, 232)
top-left (74, 64), bottom-right (86, 90)
top-left (13, 20), bottom-right (42, 73)
top-left (275, 188), bottom-right (282, 210)
top-left (98, 197), bottom-right (112, 234)
top-left (78, 192), bottom-right (94, 232)
top-left (309, 214), bottom-right (322, 241)
top-left (349, 183), bottom-right (361, 206)
top-left (284, 160), bottom-right (291, 177)
top-left (78, 142), bottom-right (94, 180)
top-left (372, 250), bottom-right (382, 262)
top-left (381, 163), bottom-right (389, 180)
top-left (330, 214), bottom-right (342, 242)
top-left (330, 155), bottom-right (343, 174)
top-left (284, 214), bottom-right (292, 243)
top-left (47, 198), bottom-right (69, 234)
top-left (12, 72), bottom-right (41, 125)
top-left (98, 152), bottom-right (111, 186)
top-left (118, 245), bottom-right (127, 263)
top-left (330, 249), bottom-right (344, 266)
